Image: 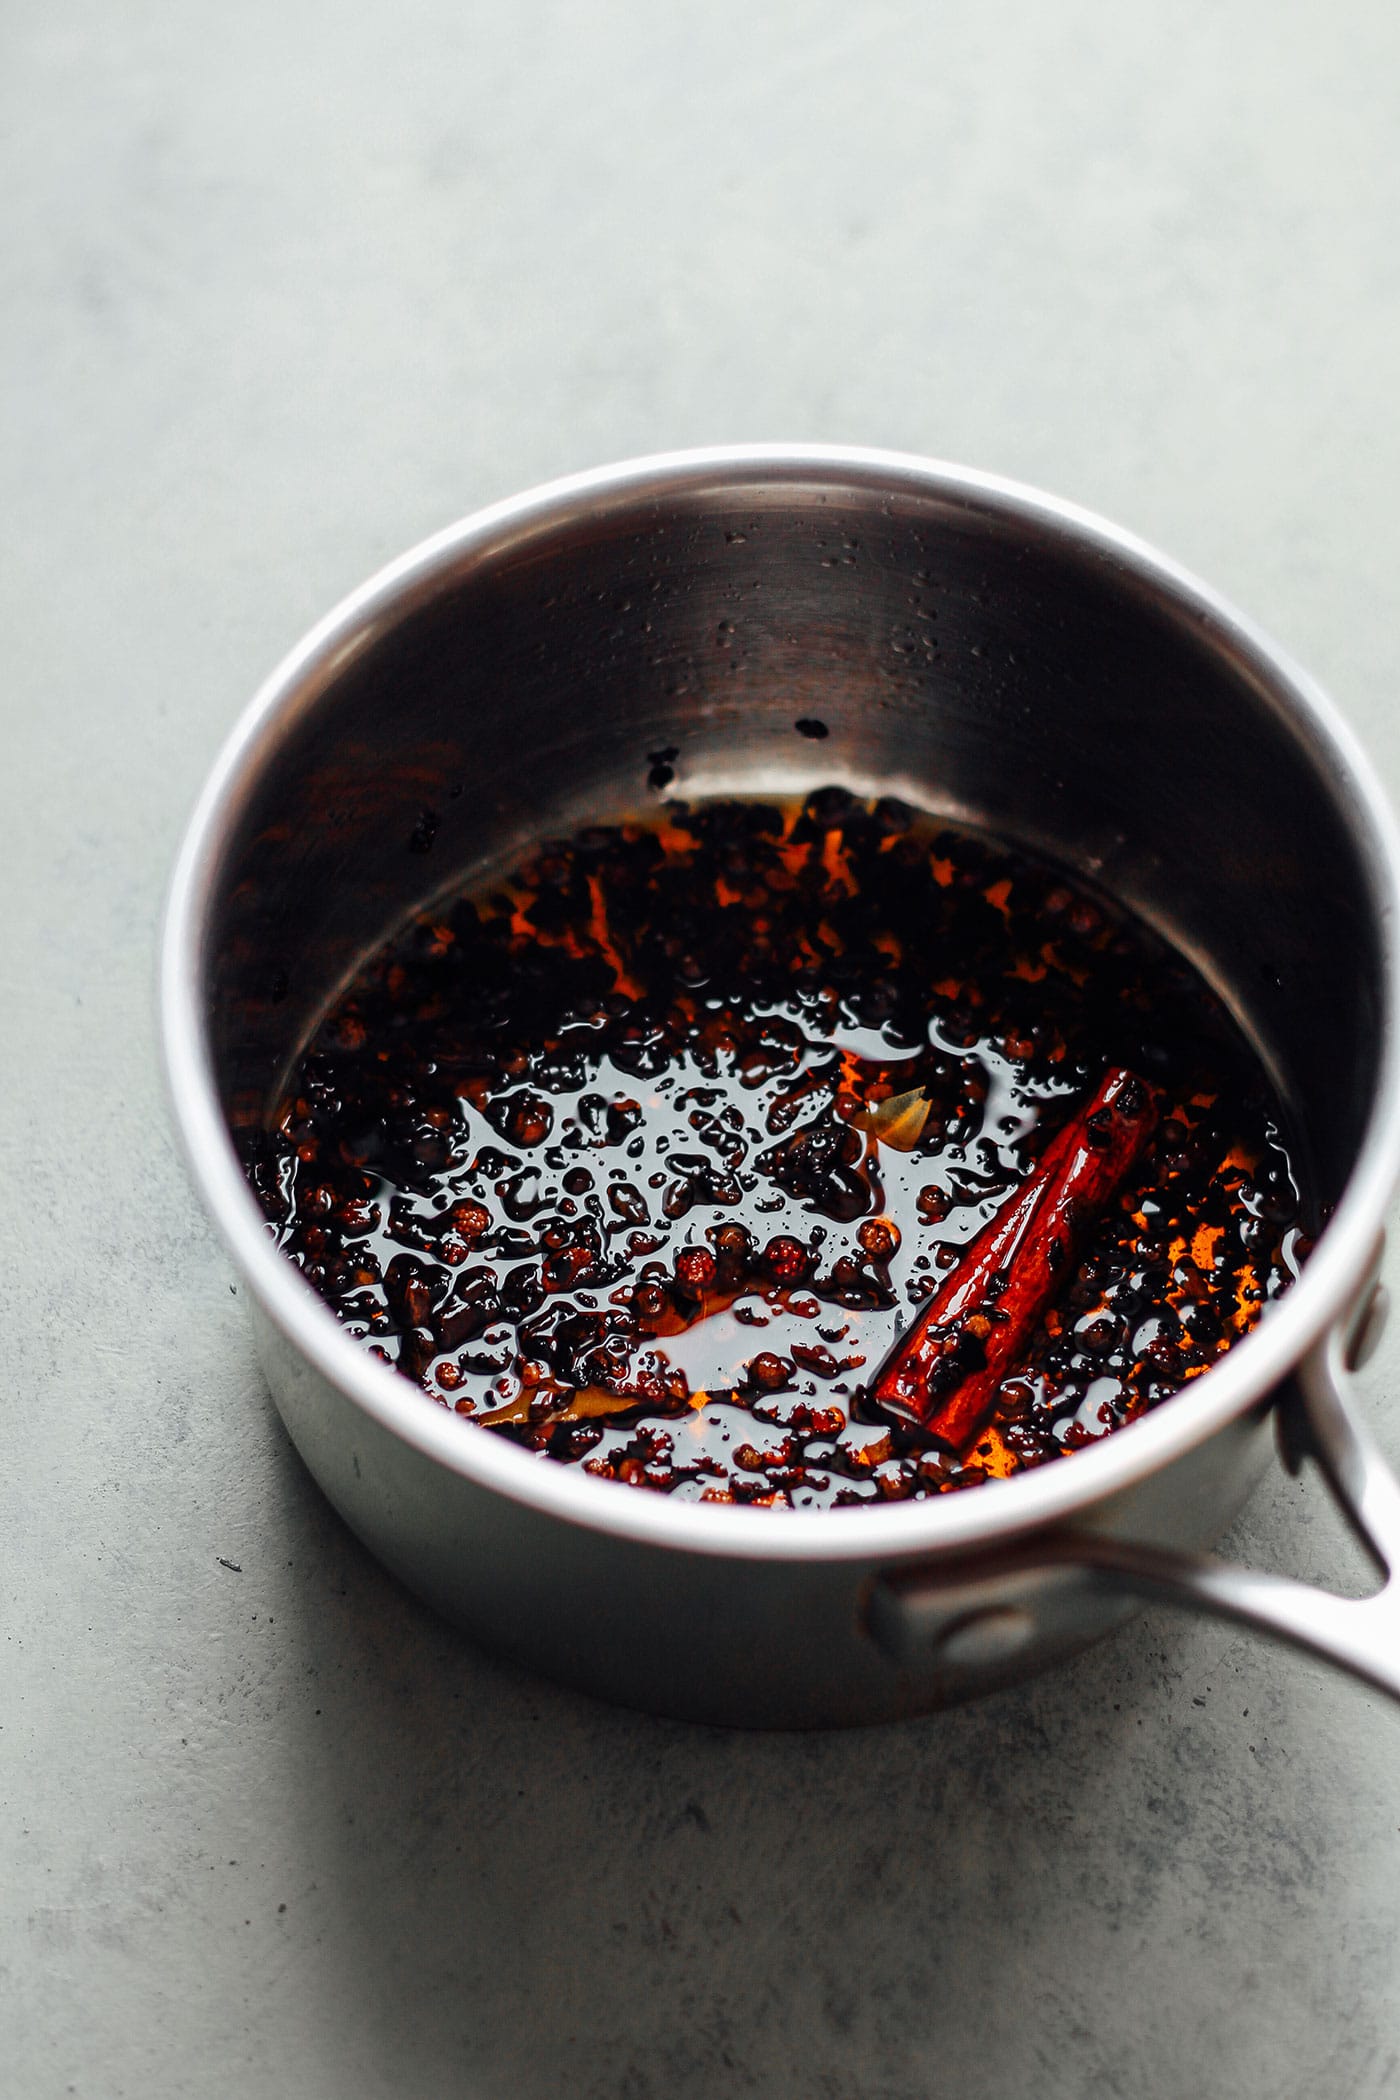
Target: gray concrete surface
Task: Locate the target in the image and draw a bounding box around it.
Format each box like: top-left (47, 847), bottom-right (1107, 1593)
top-left (6, 3), bottom-right (1400, 2094)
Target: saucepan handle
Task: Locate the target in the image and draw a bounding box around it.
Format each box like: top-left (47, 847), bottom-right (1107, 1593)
top-left (868, 1272), bottom-right (1400, 1703)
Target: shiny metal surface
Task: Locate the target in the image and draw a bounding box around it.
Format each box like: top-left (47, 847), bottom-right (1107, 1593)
top-left (875, 1314), bottom-right (1400, 1705)
top-left (162, 446), bottom-right (1400, 1725)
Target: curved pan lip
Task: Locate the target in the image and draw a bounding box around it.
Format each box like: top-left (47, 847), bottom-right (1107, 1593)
top-left (160, 444), bottom-right (1400, 1568)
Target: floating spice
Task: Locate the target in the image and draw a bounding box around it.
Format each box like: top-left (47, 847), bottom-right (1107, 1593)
top-left (851, 1086), bottom-right (933, 1151)
top-left (241, 790), bottom-right (1309, 1508)
top-left (871, 1067), bottom-right (1158, 1451)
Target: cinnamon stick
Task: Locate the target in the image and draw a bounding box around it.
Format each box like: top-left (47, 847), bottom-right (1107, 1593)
top-left (872, 1067), bottom-right (1157, 1453)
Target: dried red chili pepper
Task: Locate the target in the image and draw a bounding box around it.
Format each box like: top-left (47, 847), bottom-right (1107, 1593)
top-left (872, 1068), bottom-right (1158, 1452)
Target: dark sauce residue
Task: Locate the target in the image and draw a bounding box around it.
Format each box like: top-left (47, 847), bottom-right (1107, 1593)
top-left (241, 790), bottom-right (1309, 1507)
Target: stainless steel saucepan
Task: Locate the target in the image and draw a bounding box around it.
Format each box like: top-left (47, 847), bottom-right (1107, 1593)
top-left (161, 447), bottom-right (1400, 1727)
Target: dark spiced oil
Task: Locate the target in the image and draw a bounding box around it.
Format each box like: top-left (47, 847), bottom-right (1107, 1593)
top-left (240, 790), bottom-right (1307, 1508)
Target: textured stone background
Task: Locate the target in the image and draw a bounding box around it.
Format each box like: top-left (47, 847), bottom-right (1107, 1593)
top-left (6, 3), bottom-right (1400, 2094)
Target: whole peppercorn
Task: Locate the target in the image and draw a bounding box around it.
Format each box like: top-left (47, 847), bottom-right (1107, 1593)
top-left (674, 1246), bottom-right (718, 1294)
top-left (762, 1236), bottom-right (808, 1284)
top-left (506, 1094), bottom-right (553, 1148)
